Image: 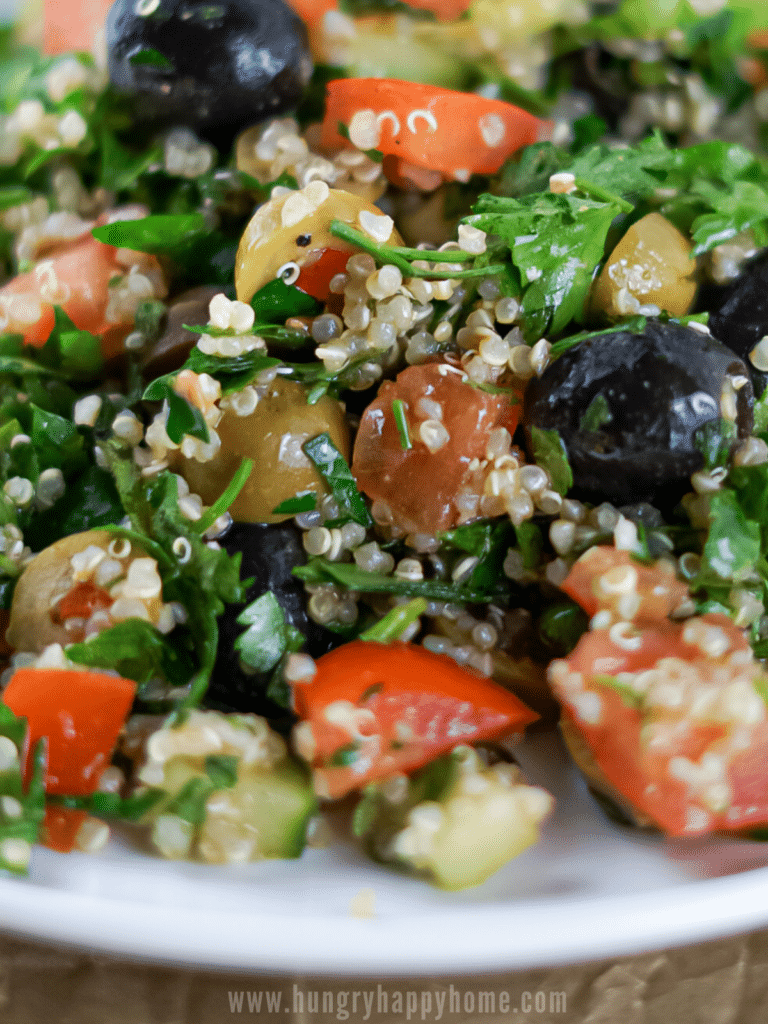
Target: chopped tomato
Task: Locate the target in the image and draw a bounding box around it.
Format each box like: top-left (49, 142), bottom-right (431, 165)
top-left (41, 805), bottom-right (88, 853)
top-left (562, 547), bottom-right (689, 624)
top-left (291, 640), bottom-right (538, 799)
top-left (322, 78), bottom-right (547, 182)
top-left (551, 614), bottom-right (768, 836)
top-left (3, 668), bottom-right (136, 796)
top-left (284, 0), bottom-right (338, 25)
top-left (0, 221), bottom-right (164, 359)
top-left (295, 247), bottom-right (352, 303)
top-left (43, 0), bottom-right (114, 54)
top-left (55, 581), bottom-right (114, 623)
top-left (286, 0), bottom-right (471, 25)
top-left (352, 362), bottom-right (520, 533)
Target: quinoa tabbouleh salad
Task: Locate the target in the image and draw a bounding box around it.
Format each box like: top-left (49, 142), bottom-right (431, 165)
top-left (0, 0), bottom-right (768, 889)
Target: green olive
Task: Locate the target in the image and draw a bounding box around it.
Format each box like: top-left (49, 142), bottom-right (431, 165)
top-left (7, 530), bottom-right (162, 654)
top-left (234, 182), bottom-right (402, 303)
top-left (591, 213), bottom-right (698, 319)
top-left (177, 377), bottom-right (350, 524)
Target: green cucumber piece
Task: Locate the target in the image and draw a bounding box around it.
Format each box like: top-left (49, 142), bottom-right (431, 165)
top-left (357, 748), bottom-right (553, 890)
top-left (236, 761), bottom-right (318, 859)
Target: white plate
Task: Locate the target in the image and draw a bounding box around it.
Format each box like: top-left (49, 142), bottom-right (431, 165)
top-left (2, 732), bottom-right (768, 975)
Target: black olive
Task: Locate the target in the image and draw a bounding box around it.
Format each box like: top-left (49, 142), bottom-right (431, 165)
top-left (106, 0), bottom-right (313, 145)
top-left (524, 319), bottom-right (754, 505)
top-left (204, 521), bottom-right (334, 716)
top-left (708, 250), bottom-right (768, 397)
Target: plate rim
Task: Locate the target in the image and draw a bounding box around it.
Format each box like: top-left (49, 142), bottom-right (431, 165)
top-left (4, 858), bottom-right (768, 975)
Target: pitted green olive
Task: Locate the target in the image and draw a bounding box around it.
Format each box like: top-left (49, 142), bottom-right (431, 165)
top-left (591, 213), bottom-right (698, 319)
top-left (7, 530), bottom-right (163, 654)
top-left (177, 377), bottom-right (350, 524)
top-left (234, 182), bottom-right (402, 303)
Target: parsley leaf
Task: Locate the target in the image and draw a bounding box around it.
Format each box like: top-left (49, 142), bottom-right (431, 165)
top-left (234, 592), bottom-right (291, 674)
top-left (0, 703), bottom-right (46, 875)
top-left (66, 618), bottom-right (196, 689)
top-left (529, 426), bottom-right (573, 495)
top-left (302, 432), bottom-right (373, 528)
top-left (467, 192), bottom-right (620, 338)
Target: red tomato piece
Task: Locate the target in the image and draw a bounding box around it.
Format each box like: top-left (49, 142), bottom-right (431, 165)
top-left (322, 78), bottom-right (548, 181)
top-left (41, 805), bottom-right (88, 853)
top-left (562, 546), bottom-right (689, 624)
top-left (287, 0), bottom-right (471, 24)
top-left (3, 668), bottom-right (136, 796)
top-left (291, 640), bottom-right (538, 799)
top-left (295, 247), bottom-right (352, 302)
top-left (352, 362), bottom-right (519, 533)
top-left (56, 581), bottom-right (114, 623)
top-left (0, 223), bottom-right (164, 359)
top-left (43, 0), bottom-right (114, 54)
top-left (551, 614), bottom-right (768, 836)
top-left (284, 0), bottom-right (338, 25)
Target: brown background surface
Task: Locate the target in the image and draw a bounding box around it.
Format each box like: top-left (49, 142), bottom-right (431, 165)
top-left (1, 930), bottom-right (768, 1022)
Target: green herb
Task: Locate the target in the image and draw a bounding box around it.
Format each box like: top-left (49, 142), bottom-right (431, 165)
top-left (56, 788), bottom-right (164, 822)
top-left (249, 278), bottom-right (321, 324)
top-left (538, 602), bottom-right (589, 656)
top-left (128, 48), bottom-right (173, 69)
top-left (204, 754), bottom-right (239, 789)
top-left (141, 375), bottom-right (209, 445)
top-left (101, 446), bottom-right (246, 710)
top-left (36, 307), bottom-right (104, 378)
top-left (359, 598), bottom-right (427, 642)
top-left (92, 213), bottom-right (208, 255)
top-left (698, 489), bottom-right (761, 584)
top-left (529, 426), bottom-right (573, 495)
top-left (194, 457), bottom-right (253, 535)
top-left (0, 703), bottom-right (45, 874)
top-left (0, 186), bottom-right (33, 210)
top-left (165, 777), bottom-right (214, 826)
top-left (66, 618), bottom-right (196, 688)
top-left (99, 130), bottom-right (163, 193)
top-left (694, 418), bottom-right (737, 471)
top-left (234, 592), bottom-right (292, 674)
top-left (329, 220), bottom-right (505, 280)
top-left (392, 399), bottom-right (412, 451)
top-left (302, 432), bottom-right (373, 528)
top-left (754, 389), bottom-right (768, 435)
top-left (294, 558), bottom-right (505, 604)
top-left (594, 674), bottom-right (644, 710)
top-left (579, 393), bottom-right (613, 432)
top-left (272, 492), bottom-right (317, 516)
top-left (467, 191), bottom-right (621, 339)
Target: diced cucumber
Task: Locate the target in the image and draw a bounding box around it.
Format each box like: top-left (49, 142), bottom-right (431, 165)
top-left (235, 761), bottom-right (318, 859)
top-left (139, 711), bottom-right (317, 862)
top-left (343, 24), bottom-right (473, 89)
top-left (356, 747), bottom-right (553, 890)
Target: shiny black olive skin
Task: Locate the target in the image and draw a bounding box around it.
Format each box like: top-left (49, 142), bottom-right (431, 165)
top-left (524, 319), bottom-right (753, 505)
top-left (204, 522), bottom-right (333, 715)
top-left (106, 0), bottom-right (312, 144)
top-left (708, 250), bottom-right (768, 397)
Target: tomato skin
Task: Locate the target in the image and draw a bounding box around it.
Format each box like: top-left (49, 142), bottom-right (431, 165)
top-left (552, 614), bottom-right (768, 836)
top-left (0, 224), bottom-right (163, 359)
top-left (562, 547), bottom-right (689, 623)
top-left (41, 805), bottom-right (88, 853)
top-left (3, 668), bottom-right (136, 796)
top-left (291, 641), bottom-right (538, 798)
top-left (352, 362), bottom-right (519, 533)
top-left (56, 581), bottom-right (114, 623)
top-left (295, 247), bottom-right (352, 302)
top-left (323, 78), bottom-right (546, 181)
top-left (43, 0), bottom-right (114, 53)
